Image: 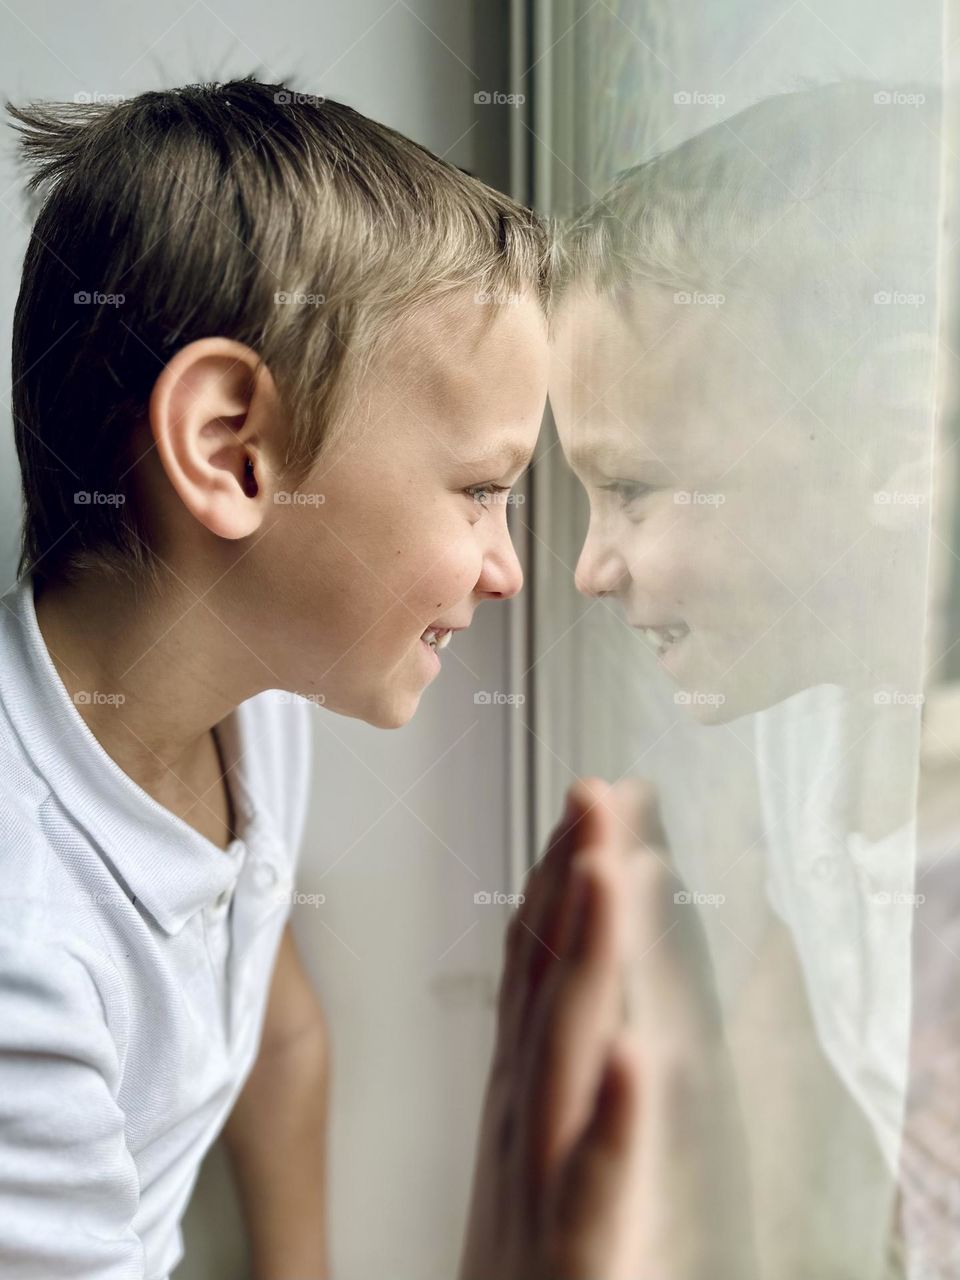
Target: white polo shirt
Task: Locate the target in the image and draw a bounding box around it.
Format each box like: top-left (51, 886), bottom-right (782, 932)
top-left (0, 573), bottom-right (314, 1279)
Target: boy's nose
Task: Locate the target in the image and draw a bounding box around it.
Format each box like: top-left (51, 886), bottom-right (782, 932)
top-left (575, 538), bottom-right (628, 598)
top-left (476, 536), bottom-right (524, 601)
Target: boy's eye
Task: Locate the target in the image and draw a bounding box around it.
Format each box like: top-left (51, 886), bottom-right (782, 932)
top-left (465, 483), bottom-right (511, 510)
top-left (599, 480), bottom-right (652, 508)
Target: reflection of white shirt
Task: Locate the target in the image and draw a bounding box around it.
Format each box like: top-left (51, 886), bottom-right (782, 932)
top-left (0, 575), bottom-right (313, 1279)
top-left (754, 682), bottom-right (916, 1175)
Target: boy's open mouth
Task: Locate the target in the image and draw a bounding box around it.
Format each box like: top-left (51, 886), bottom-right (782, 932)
top-left (421, 627), bottom-right (453, 653)
top-left (634, 621), bottom-right (690, 660)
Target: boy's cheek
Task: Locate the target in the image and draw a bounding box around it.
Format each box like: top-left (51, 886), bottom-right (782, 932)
top-left (391, 530), bottom-right (481, 600)
top-left (623, 539), bottom-right (683, 599)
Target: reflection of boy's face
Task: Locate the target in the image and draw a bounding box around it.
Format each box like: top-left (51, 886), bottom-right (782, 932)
top-left (549, 286), bottom-right (863, 723)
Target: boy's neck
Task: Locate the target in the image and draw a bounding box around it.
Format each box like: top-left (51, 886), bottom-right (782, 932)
top-left (32, 569), bottom-right (248, 842)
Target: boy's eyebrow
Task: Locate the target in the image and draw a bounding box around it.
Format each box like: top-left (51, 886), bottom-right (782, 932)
top-left (567, 441), bottom-right (627, 473)
top-left (458, 441), bottom-right (535, 473)
top-left (566, 442), bottom-right (663, 475)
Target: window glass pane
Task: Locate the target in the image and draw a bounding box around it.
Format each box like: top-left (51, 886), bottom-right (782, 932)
top-left (531, 4), bottom-right (950, 1273)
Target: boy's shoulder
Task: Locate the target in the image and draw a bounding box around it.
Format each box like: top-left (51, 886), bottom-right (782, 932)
top-left (0, 762), bottom-right (127, 1045)
top-left (0, 753), bottom-right (98, 936)
top-left (0, 652), bottom-right (127, 971)
top-left (0, 717), bottom-right (61, 887)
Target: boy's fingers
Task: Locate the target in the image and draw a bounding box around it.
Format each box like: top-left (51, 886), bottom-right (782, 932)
top-left (624, 850), bottom-right (723, 1046)
top-left (491, 818), bottom-right (574, 1070)
top-left (541, 1032), bottom-right (644, 1279)
top-left (521, 779), bottom-right (622, 983)
top-left (598, 777), bottom-right (721, 1042)
top-left (526, 778), bottom-right (614, 942)
top-left (611, 776), bottom-right (669, 854)
top-left (515, 847), bottom-right (629, 1198)
top-left (495, 778), bottom-right (618, 1068)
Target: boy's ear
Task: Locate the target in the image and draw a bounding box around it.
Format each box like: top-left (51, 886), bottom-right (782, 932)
top-left (147, 337), bottom-right (280, 542)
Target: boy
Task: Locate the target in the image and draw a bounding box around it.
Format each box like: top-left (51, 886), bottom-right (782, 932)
top-left (0, 75), bottom-right (650, 1279)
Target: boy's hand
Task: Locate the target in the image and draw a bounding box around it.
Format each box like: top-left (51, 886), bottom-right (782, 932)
top-left (614, 778), bottom-right (757, 1279)
top-left (457, 777), bottom-right (646, 1280)
top-left (458, 775), bottom-right (758, 1280)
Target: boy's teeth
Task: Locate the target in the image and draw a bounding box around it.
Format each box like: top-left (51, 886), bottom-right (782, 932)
top-left (422, 627), bottom-right (453, 651)
top-left (638, 623), bottom-right (689, 651)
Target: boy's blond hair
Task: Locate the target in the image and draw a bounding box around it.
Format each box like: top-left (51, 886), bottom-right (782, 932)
top-left (6, 75), bottom-right (552, 590)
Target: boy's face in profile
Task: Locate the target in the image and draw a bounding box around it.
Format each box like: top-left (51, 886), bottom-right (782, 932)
top-left (549, 286), bottom-right (864, 722)
top-left (261, 291), bottom-right (547, 729)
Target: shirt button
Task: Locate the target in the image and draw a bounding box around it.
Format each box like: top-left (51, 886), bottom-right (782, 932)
top-left (252, 860), bottom-right (280, 891)
top-left (807, 854), bottom-right (839, 884)
top-left (216, 888), bottom-right (231, 907)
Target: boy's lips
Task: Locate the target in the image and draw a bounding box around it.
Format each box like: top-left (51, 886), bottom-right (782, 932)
top-left (424, 617), bottom-right (471, 632)
top-left (629, 618), bottom-right (689, 635)
top-left (420, 620), bottom-right (470, 643)
top-left (630, 620), bottom-right (690, 660)
top-left (418, 621), bottom-right (469, 663)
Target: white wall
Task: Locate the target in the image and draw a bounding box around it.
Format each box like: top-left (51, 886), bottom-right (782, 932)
top-left (0, 5), bottom-right (521, 1277)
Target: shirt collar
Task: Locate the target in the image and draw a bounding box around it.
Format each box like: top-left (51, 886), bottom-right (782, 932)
top-left (0, 573), bottom-right (269, 936)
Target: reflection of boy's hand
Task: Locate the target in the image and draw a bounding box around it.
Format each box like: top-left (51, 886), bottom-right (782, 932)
top-left (457, 777), bottom-right (646, 1280)
top-left (613, 777), bottom-right (758, 1280)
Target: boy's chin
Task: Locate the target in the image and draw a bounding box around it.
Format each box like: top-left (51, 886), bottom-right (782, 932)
top-left (323, 679), bottom-right (423, 729)
top-left (677, 672), bottom-right (809, 726)
top-left (362, 689), bottom-right (422, 730)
